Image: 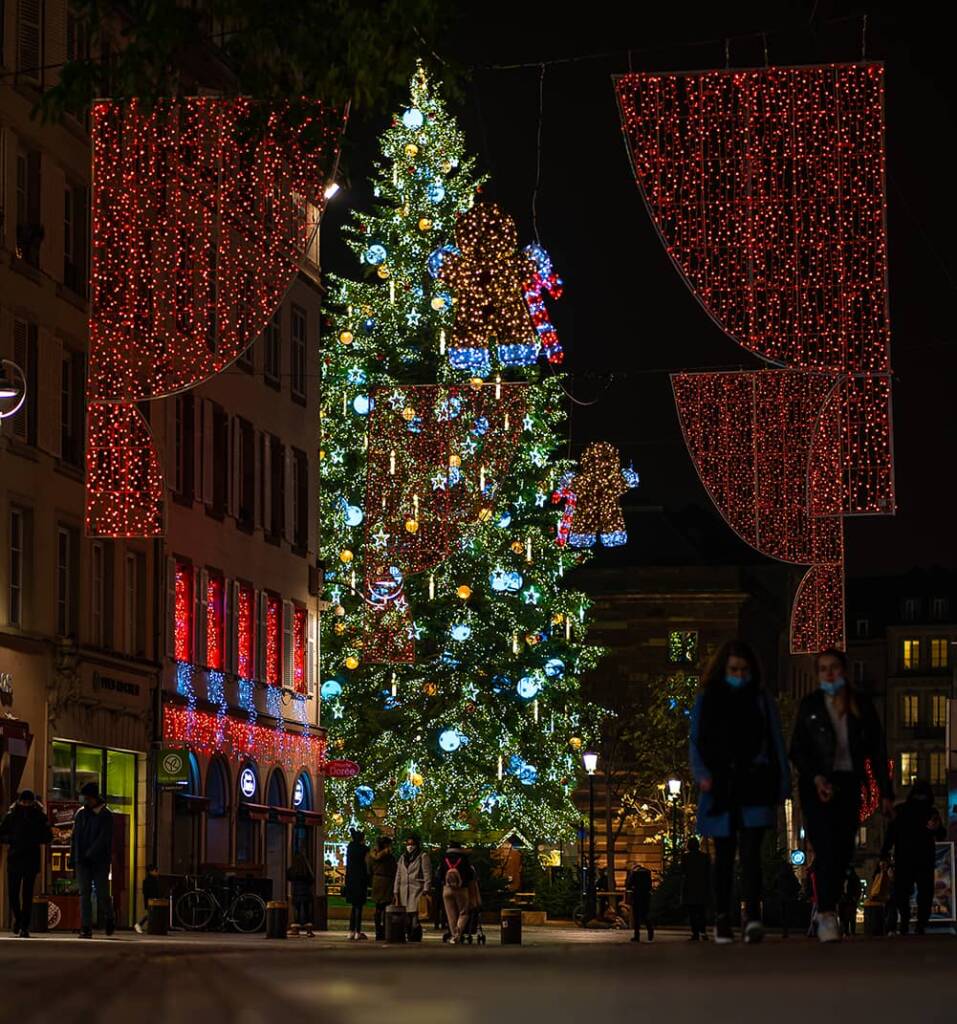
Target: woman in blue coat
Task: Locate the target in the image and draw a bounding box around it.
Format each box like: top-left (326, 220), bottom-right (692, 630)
top-left (689, 640), bottom-right (790, 944)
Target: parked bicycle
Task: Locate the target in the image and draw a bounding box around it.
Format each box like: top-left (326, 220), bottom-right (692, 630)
top-left (174, 875), bottom-right (266, 933)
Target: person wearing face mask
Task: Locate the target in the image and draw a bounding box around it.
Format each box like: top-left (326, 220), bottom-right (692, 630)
top-left (393, 834), bottom-right (431, 941)
top-left (879, 779), bottom-right (945, 935)
top-left (690, 640), bottom-right (790, 944)
top-left (789, 647), bottom-right (894, 943)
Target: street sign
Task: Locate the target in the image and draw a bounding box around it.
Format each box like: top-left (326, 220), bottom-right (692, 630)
top-left (157, 747), bottom-right (189, 787)
top-left (323, 759), bottom-right (360, 778)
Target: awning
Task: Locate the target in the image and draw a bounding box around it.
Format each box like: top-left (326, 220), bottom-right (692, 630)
top-left (270, 807), bottom-right (297, 824)
top-left (239, 802), bottom-right (271, 821)
top-left (296, 809), bottom-right (323, 826)
top-left (175, 794), bottom-right (210, 815)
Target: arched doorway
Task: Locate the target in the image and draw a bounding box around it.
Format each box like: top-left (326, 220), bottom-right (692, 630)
top-left (205, 758), bottom-right (231, 867)
top-left (265, 770), bottom-right (288, 899)
top-left (235, 762), bottom-right (261, 867)
top-left (173, 753), bottom-right (202, 874)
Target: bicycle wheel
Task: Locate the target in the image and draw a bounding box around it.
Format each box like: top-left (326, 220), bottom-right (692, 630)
top-left (176, 889), bottom-right (217, 930)
top-left (572, 902), bottom-right (587, 928)
top-left (230, 893), bottom-right (266, 933)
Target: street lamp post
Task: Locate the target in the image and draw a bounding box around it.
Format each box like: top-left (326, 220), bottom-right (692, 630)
top-left (667, 778), bottom-right (682, 866)
top-left (583, 751), bottom-right (599, 921)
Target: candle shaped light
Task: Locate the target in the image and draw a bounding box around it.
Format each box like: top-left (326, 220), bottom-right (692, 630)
top-left (497, 755), bottom-right (503, 780)
top-left (495, 374), bottom-right (502, 399)
top-left (526, 535), bottom-right (532, 563)
top-left (389, 449), bottom-right (396, 475)
top-left (389, 280), bottom-right (395, 305)
top-left (439, 329), bottom-right (446, 355)
top-left (428, 574), bottom-right (435, 600)
top-left (479, 465), bottom-right (486, 492)
top-left (413, 493), bottom-right (419, 519)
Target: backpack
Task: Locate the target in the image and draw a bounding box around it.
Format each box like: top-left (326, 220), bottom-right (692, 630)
top-left (444, 856), bottom-right (463, 889)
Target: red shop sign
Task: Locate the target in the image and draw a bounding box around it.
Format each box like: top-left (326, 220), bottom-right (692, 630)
top-left (323, 759), bottom-right (360, 779)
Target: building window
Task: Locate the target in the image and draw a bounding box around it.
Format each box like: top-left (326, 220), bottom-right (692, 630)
top-left (900, 752), bottom-right (919, 788)
top-left (64, 182), bottom-right (89, 295)
top-left (269, 437), bottom-right (284, 540)
top-left (91, 542), bottom-right (105, 646)
top-left (293, 606), bottom-right (307, 694)
top-left (855, 618), bottom-right (869, 638)
top-left (15, 146), bottom-right (42, 265)
top-left (66, 7), bottom-right (91, 64)
top-left (903, 598), bottom-right (919, 622)
top-left (16, 0), bottom-right (43, 85)
top-left (902, 639), bottom-right (921, 671)
top-left (174, 561), bottom-right (193, 662)
top-left (173, 395), bottom-right (196, 500)
top-left (265, 594), bottom-right (282, 686)
top-left (9, 508), bottom-right (24, 627)
top-left (292, 448), bottom-right (308, 550)
top-left (290, 305), bottom-right (307, 401)
top-left (211, 405), bottom-right (229, 515)
top-left (236, 340), bottom-right (254, 372)
top-left (901, 694), bottom-right (919, 729)
top-left (238, 419), bottom-right (255, 528)
top-left (264, 311), bottom-right (281, 386)
top-left (206, 574), bottom-right (224, 670)
top-left (668, 630), bottom-right (698, 665)
top-left (930, 752), bottom-right (947, 787)
top-left (930, 638), bottom-right (949, 670)
top-left (124, 551), bottom-right (145, 657)
top-left (11, 318), bottom-right (38, 444)
top-left (56, 525), bottom-right (78, 637)
top-left (931, 597), bottom-right (948, 621)
top-left (852, 661), bottom-right (865, 685)
top-left (60, 349), bottom-right (86, 467)
top-left (931, 694), bottom-right (948, 729)
top-left (237, 584), bottom-right (254, 678)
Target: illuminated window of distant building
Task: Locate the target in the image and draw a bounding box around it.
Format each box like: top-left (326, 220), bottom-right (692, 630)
top-left (206, 574), bottom-right (224, 671)
top-left (931, 597), bottom-right (948, 621)
top-left (900, 752), bottom-right (919, 788)
top-left (174, 560), bottom-right (193, 662)
top-left (237, 583), bottom-right (254, 679)
top-left (668, 630), bottom-right (698, 665)
top-left (265, 594), bottom-right (282, 686)
top-left (903, 598), bottom-right (919, 622)
top-left (931, 694), bottom-right (948, 729)
top-left (930, 638), bottom-right (949, 670)
top-left (293, 606), bottom-right (307, 695)
top-left (930, 752), bottom-right (946, 787)
top-left (901, 694), bottom-right (919, 729)
top-left (902, 639), bottom-right (921, 671)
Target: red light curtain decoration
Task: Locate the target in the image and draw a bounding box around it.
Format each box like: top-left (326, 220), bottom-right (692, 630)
top-left (86, 97), bottom-right (344, 538)
top-left (362, 381), bottom-right (528, 662)
top-left (616, 64), bottom-right (896, 652)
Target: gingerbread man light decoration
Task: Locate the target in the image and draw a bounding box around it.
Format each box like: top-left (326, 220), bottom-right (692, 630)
top-left (554, 442), bottom-right (638, 548)
top-left (438, 203), bottom-right (545, 375)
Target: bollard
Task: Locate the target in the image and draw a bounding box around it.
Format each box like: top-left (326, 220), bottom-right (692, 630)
top-left (30, 899), bottom-right (49, 933)
top-left (384, 906), bottom-right (407, 943)
top-left (501, 908), bottom-right (522, 945)
top-left (147, 898), bottom-right (169, 935)
top-left (266, 900), bottom-right (288, 939)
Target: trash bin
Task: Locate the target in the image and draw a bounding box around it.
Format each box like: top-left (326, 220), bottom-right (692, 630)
top-left (501, 908), bottom-right (522, 945)
top-left (266, 900), bottom-right (288, 939)
top-left (30, 899), bottom-right (49, 933)
top-left (863, 902), bottom-right (885, 937)
top-left (147, 898), bottom-right (170, 935)
top-left (384, 906), bottom-right (407, 943)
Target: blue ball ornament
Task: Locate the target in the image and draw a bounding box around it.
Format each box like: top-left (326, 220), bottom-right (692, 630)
top-left (427, 181), bottom-right (446, 203)
top-left (450, 623), bottom-right (472, 642)
top-left (544, 658), bottom-right (565, 678)
top-left (352, 395), bottom-right (373, 416)
top-left (402, 107), bottom-right (424, 129)
top-left (517, 675), bottom-right (542, 700)
top-left (355, 785), bottom-right (375, 808)
top-left (344, 504), bottom-right (364, 527)
top-left (497, 511), bottom-right (512, 529)
top-left (320, 680), bottom-right (342, 701)
top-left (364, 244), bottom-right (387, 265)
top-left (438, 728), bottom-right (462, 752)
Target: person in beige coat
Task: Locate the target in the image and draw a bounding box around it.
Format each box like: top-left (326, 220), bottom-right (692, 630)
top-left (393, 834), bottom-right (431, 941)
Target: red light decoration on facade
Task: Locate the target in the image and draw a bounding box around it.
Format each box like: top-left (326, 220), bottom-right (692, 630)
top-left (174, 562), bottom-right (193, 663)
top-left (266, 594), bottom-right (282, 686)
top-left (859, 757), bottom-right (895, 823)
top-left (617, 64), bottom-right (896, 652)
top-left (293, 607), bottom-right (307, 695)
top-left (164, 706), bottom-right (326, 773)
top-left (207, 574), bottom-right (224, 671)
top-left (361, 382), bottom-right (527, 662)
top-left (237, 584), bottom-right (253, 678)
top-left (85, 97), bottom-right (344, 539)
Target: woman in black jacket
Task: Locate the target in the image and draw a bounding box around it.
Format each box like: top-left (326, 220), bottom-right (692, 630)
top-left (789, 648), bottom-right (894, 943)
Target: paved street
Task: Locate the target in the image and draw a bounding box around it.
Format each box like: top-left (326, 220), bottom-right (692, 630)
top-left (1, 923), bottom-right (954, 1023)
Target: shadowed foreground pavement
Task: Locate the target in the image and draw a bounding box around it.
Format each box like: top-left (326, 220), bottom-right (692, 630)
top-left (1, 924), bottom-right (953, 1023)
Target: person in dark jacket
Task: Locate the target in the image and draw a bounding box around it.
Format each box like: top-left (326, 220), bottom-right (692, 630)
top-left (344, 829), bottom-right (370, 940)
top-left (790, 648), bottom-right (893, 944)
top-left (839, 865), bottom-right (864, 936)
top-left (880, 779), bottom-right (945, 934)
top-left (437, 839), bottom-right (475, 943)
top-left (680, 838), bottom-right (711, 940)
top-left (0, 790), bottom-right (53, 937)
top-left (625, 863), bottom-right (654, 942)
top-left (367, 836), bottom-right (398, 940)
top-left (72, 782), bottom-right (115, 938)
top-left (690, 640), bottom-right (790, 944)
top-left (286, 851), bottom-right (316, 936)
top-left (133, 864), bottom-right (161, 934)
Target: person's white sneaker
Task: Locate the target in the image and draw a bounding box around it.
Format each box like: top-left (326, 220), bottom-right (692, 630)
top-left (347, 931), bottom-right (355, 941)
top-left (817, 912), bottom-right (841, 943)
top-left (134, 923), bottom-right (144, 935)
top-left (743, 920), bottom-right (764, 944)
top-left (356, 932), bottom-right (369, 941)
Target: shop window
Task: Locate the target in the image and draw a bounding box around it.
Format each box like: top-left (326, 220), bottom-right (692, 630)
top-left (293, 606), bottom-right (307, 694)
top-left (206, 573), bottom-right (225, 670)
top-left (668, 630), bottom-right (698, 665)
top-left (901, 639), bottom-right (921, 671)
top-left (930, 638), bottom-right (949, 670)
top-left (206, 758), bottom-right (230, 866)
top-left (265, 594), bottom-right (282, 686)
top-left (174, 560), bottom-right (193, 662)
top-left (237, 583), bottom-right (254, 678)
top-left (901, 694), bottom-right (919, 729)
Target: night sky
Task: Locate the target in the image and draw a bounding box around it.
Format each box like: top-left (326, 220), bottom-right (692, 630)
top-left (322, 2), bottom-right (956, 576)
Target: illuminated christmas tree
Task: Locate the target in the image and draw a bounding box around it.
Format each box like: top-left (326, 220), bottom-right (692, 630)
top-left (319, 65), bottom-right (602, 843)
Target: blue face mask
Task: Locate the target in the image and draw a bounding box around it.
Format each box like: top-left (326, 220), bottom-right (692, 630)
top-left (819, 677), bottom-right (846, 697)
top-left (725, 673), bottom-right (750, 689)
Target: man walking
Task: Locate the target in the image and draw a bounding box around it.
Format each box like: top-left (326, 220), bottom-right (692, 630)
top-left (72, 782), bottom-right (114, 938)
top-left (680, 838), bottom-right (711, 941)
top-left (626, 862), bottom-right (655, 942)
top-left (0, 790), bottom-right (52, 937)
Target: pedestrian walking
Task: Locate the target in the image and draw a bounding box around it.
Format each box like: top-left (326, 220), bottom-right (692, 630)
top-left (72, 782), bottom-right (115, 938)
top-left (880, 779), bottom-right (945, 935)
top-left (367, 836), bottom-right (398, 940)
top-left (344, 828), bottom-right (370, 940)
top-left (437, 839), bottom-right (475, 944)
top-left (790, 647), bottom-right (894, 943)
top-left (0, 790), bottom-right (52, 937)
top-left (680, 837), bottom-right (711, 941)
top-left (625, 862), bottom-right (654, 942)
top-left (393, 833), bottom-right (431, 941)
top-left (690, 640), bottom-right (790, 944)
top-left (286, 851), bottom-right (316, 936)
top-left (133, 864), bottom-right (161, 934)
top-left (839, 865), bottom-right (864, 936)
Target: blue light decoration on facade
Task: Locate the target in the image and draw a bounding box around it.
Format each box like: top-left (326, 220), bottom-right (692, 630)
top-left (265, 686), bottom-right (285, 755)
top-left (320, 679), bottom-right (343, 701)
top-left (544, 658), bottom-right (565, 678)
top-left (206, 670), bottom-right (228, 745)
top-left (401, 107), bottom-right (424, 129)
top-left (438, 728), bottom-right (462, 752)
top-left (450, 623), bottom-right (472, 642)
top-left (238, 677), bottom-right (257, 728)
top-left (355, 785), bottom-right (376, 808)
top-left (516, 675), bottom-right (542, 700)
top-left (364, 243), bottom-right (387, 265)
top-left (352, 395), bottom-right (373, 415)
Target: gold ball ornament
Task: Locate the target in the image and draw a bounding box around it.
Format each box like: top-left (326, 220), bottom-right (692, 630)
top-left (404, 143), bottom-right (419, 158)
top-left (319, 449), bottom-right (326, 460)
top-left (477, 508), bottom-right (493, 523)
top-left (511, 541), bottom-right (524, 555)
top-left (469, 377), bottom-right (484, 390)
top-left (456, 585), bottom-right (472, 600)
top-left (361, 305), bottom-right (373, 316)
top-left (552, 613), bottom-right (565, 625)
top-left (440, 159), bottom-right (452, 173)
top-left (423, 681), bottom-right (438, 696)
top-left (405, 518), bottom-right (419, 534)
top-left (402, 406), bottom-right (416, 421)
top-left (334, 605), bottom-right (345, 617)
top-left (333, 622), bottom-right (346, 635)
top-left (339, 549), bottom-right (354, 564)
top-left (376, 265), bottom-right (391, 280)
top-left (332, 811), bottom-right (344, 823)
top-left (448, 454), bottom-right (462, 468)
top-left (345, 655), bottom-right (359, 670)
top-left (525, 633), bottom-right (540, 647)
top-left (430, 295), bottom-right (447, 311)
top-left (569, 736), bottom-right (582, 750)
top-left (396, 204), bottom-right (409, 218)
top-left (338, 330), bottom-right (354, 345)
top-left (418, 217), bottom-right (432, 231)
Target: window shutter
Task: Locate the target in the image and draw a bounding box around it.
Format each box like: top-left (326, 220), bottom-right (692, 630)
top-left (229, 417), bottom-right (240, 517)
top-left (196, 567), bottom-right (208, 667)
top-left (165, 556), bottom-right (177, 657)
top-left (253, 430), bottom-right (262, 528)
top-left (165, 396), bottom-right (177, 487)
top-left (257, 590), bottom-right (268, 682)
top-left (17, 0), bottom-right (43, 83)
top-left (282, 599), bottom-right (294, 689)
top-left (37, 330), bottom-right (62, 458)
top-left (192, 396), bottom-right (202, 502)
top-left (306, 613), bottom-right (316, 694)
top-left (201, 399), bottom-right (214, 505)
top-left (284, 446), bottom-right (294, 542)
top-left (226, 580), bottom-right (238, 674)
top-left (262, 434), bottom-right (272, 535)
top-left (11, 319), bottom-right (29, 441)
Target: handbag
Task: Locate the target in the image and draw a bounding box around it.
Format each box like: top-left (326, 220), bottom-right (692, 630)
top-left (867, 867), bottom-right (892, 904)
